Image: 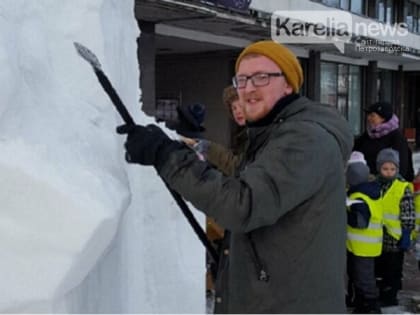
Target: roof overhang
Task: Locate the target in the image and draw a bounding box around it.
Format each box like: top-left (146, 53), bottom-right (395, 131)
top-left (135, 0), bottom-right (420, 67)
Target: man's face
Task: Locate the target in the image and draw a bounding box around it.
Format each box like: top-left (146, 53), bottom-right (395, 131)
top-left (236, 55), bottom-right (293, 122)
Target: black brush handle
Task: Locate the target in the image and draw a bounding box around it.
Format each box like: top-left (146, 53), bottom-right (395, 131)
top-left (93, 63), bottom-right (219, 265)
top-left (94, 69), bottom-right (135, 126)
top-left (165, 182), bottom-right (220, 264)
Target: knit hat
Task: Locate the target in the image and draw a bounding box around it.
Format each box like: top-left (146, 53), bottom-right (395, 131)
top-left (235, 40), bottom-right (303, 93)
top-left (178, 103), bottom-right (206, 129)
top-left (364, 102), bottom-right (393, 122)
top-left (376, 148), bottom-right (399, 172)
top-left (346, 151), bottom-right (369, 187)
top-left (347, 151), bottom-right (367, 165)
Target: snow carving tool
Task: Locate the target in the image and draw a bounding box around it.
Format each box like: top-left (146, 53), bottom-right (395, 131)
top-left (73, 42), bottom-right (219, 265)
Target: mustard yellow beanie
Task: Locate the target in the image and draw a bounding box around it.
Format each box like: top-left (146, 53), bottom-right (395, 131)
top-left (235, 40), bottom-right (304, 93)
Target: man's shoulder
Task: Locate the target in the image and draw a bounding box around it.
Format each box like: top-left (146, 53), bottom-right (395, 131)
top-left (282, 96), bottom-right (344, 120)
top-left (277, 97), bottom-right (349, 135)
top-left (285, 95), bottom-right (319, 109)
top-left (274, 96), bottom-right (353, 161)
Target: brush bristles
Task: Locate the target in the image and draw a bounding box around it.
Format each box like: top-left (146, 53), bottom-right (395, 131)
top-left (74, 42), bottom-right (102, 70)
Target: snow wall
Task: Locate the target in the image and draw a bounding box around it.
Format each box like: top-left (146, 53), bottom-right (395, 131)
top-left (0, 0), bottom-right (205, 312)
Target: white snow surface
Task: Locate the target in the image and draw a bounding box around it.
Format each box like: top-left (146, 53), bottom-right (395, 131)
top-left (0, 0), bottom-right (204, 312)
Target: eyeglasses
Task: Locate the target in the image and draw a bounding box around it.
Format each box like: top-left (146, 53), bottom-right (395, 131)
top-left (232, 72), bottom-right (284, 89)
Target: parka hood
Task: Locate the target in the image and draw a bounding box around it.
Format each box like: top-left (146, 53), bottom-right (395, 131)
top-left (277, 96), bottom-right (354, 164)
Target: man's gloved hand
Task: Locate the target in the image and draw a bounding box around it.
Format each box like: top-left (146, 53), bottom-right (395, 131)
top-left (399, 228), bottom-right (412, 251)
top-left (116, 124), bottom-right (181, 169)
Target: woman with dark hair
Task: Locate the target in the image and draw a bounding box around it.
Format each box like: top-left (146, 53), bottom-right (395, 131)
top-left (354, 101), bottom-right (414, 182)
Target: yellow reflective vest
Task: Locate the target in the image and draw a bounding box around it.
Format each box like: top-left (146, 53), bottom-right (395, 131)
top-left (408, 182), bottom-right (420, 240)
top-left (347, 192), bottom-right (383, 257)
top-left (382, 179), bottom-right (410, 240)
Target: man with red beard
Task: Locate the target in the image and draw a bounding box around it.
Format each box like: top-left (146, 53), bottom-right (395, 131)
top-left (116, 40), bottom-right (353, 313)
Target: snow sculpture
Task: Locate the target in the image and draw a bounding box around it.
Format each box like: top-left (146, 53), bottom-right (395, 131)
top-left (0, 0), bottom-right (204, 312)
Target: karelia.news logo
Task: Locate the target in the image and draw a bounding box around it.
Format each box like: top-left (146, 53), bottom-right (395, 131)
top-left (271, 10), bottom-right (408, 54)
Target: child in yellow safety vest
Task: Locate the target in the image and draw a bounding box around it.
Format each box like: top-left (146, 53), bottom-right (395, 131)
top-left (375, 148), bottom-right (415, 307)
top-left (346, 151), bottom-right (382, 314)
top-left (411, 169), bottom-right (420, 271)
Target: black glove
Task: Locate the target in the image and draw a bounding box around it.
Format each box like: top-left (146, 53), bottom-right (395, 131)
top-left (399, 229), bottom-right (411, 251)
top-left (116, 124), bottom-right (181, 169)
top-left (347, 202), bottom-right (370, 229)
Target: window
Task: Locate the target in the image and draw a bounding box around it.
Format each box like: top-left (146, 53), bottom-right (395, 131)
top-left (348, 66), bottom-right (362, 135)
top-left (377, 0), bottom-right (385, 22)
top-left (340, 0), bottom-right (350, 10)
top-left (350, 0), bottom-right (364, 14)
top-left (321, 62), bottom-right (338, 107)
top-left (321, 62), bottom-right (362, 135)
top-left (377, 69), bottom-right (394, 104)
top-left (322, 0), bottom-right (340, 8)
top-left (417, 5), bottom-right (420, 33)
top-left (404, 0), bottom-right (420, 33)
top-left (414, 4), bottom-right (420, 33)
top-left (386, 0), bottom-right (394, 24)
top-left (405, 1), bottom-right (413, 31)
top-left (322, 0), bottom-right (365, 14)
top-left (374, 0), bottom-right (394, 23)
top-left (155, 96), bottom-right (181, 123)
top-left (298, 58), bottom-right (308, 97)
top-left (337, 64), bottom-right (348, 117)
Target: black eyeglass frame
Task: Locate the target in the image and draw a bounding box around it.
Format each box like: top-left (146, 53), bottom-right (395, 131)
top-left (232, 72), bottom-right (284, 89)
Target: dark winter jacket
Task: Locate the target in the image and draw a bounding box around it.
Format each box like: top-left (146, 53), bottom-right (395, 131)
top-left (204, 126), bottom-right (248, 286)
top-left (354, 130), bottom-right (414, 181)
top-left (205, 127), bottom-right (247, 176)
top-left (158, 96), bottom-right (353, 313)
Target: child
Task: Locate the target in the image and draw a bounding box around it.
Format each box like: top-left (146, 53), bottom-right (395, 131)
top-left (411, 169), bottom-right (420, 271)
top-left (375, 148), bottom-right (416, 306)
top-left (346, 151), bottom-right (382, 313)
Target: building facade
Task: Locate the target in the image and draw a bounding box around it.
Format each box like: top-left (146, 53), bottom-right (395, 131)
top-left (136, 0), bottom-right (420, 148)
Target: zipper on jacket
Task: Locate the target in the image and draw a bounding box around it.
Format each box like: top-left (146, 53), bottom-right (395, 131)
top-left (247, 234), bottom-right (270, 282)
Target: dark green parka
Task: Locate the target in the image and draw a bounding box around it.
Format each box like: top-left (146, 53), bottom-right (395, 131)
top-left (159, 96), bottom-right (353, 313)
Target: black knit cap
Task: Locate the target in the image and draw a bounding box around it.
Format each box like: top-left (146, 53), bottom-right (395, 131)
top-left (177, 103), bottom-right (206, 129)
top-left (364, 102), bottom-right (393, 121)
